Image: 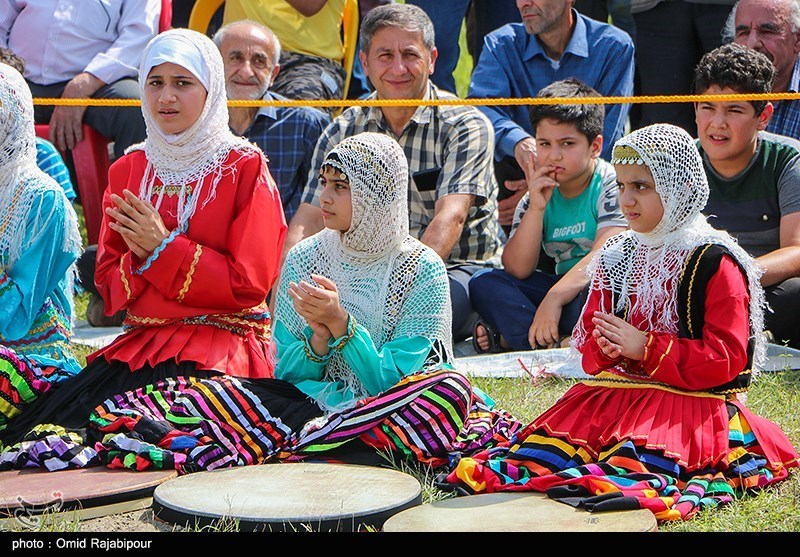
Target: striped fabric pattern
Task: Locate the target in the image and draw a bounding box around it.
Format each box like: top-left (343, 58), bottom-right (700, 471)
top-left (284, 369), bottom-right (522, 469)
top-left (91, 376), bottom-right (297, 472)
top-left (0, 424), bottom-right (98, 471)
top-left (1, 370), bottom-right (521, 475)
top-left (286, 370), bottom-right (472, 462)
top-left (442, 407), bottom-right (789, 521)
top-left (0, 346), bottom-right (56, 431)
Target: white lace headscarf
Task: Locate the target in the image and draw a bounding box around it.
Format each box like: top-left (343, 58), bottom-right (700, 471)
top-left (129, 28), bottom-right (258, 231)
top-left (573, 124), bottom-right (767, 372)
top-left (0, 63), bottom-right (80, 270)
top-left (275, 132), bottom-right (453, 401)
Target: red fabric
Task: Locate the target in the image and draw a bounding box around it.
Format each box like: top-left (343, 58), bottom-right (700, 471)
top-left (89, 149), bottom-right (287, 379)
top-left (534, 255), bottom-right (798, 471)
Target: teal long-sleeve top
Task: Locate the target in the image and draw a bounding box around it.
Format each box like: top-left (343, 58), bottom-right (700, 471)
top-left (0, 187), bottom-right (82, 375)
top-left (273, 318), bottom-right (445, 413)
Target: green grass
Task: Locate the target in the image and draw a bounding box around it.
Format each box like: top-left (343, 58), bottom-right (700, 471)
top-left (453, 21), bottom-right (474, 98)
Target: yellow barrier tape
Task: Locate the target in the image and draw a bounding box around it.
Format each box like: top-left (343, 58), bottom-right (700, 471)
top-left (31, 92), bottom-right (800, 109)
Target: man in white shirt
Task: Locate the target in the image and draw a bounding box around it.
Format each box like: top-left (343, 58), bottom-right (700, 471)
top-left (0, 0), bottom-right (161, 159)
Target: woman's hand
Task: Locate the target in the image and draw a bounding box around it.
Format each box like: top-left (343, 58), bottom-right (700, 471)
top-left (591, 311), bottom-right (648, 361)
top-left (288, 274), bottom-right (349, 338)
top-left (106, 190), bottom-right (171, 258)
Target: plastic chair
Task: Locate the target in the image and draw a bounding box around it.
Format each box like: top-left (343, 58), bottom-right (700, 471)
top-left (35, 124), bottom-right (110, 245)
top-left (160, 0), bottom-right (173, 32)
top-left (187, 0), bottom-right (224, 34)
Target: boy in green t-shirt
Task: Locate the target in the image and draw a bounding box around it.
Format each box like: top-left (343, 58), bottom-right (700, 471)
top-left (469, 78), bottom-right (627, 352)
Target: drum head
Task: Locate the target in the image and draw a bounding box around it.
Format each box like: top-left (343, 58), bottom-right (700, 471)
top-left (153, 462), bottom-right (423, 532)
top-left (383, 491), bottom-right (658, 532)
top-left (0, 467), bottom-right (177, 525)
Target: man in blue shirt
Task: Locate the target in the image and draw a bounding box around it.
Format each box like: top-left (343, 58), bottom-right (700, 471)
top-left (730, 0), bottom-right (800, 141)
top-left (213, 20), bottom-right (330, 223)
top-left (468, 0), bottom-right (634, 234)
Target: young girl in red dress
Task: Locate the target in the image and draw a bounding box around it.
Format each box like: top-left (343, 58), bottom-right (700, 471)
top-left (439, 123), bottom-right (799, 521)
top-left (0, 28), bottom-right (286, 457)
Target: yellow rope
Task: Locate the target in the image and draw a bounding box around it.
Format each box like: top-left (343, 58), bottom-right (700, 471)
top-left (31, 91), bottom-right (800, 109)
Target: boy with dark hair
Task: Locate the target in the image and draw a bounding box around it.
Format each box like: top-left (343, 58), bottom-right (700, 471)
top-left (469, 78), bottom-right (627, 352)
top-left (694, 42), bottom-right (800, 349)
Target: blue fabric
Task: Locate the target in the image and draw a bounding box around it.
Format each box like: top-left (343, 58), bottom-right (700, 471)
top-left (468, 10), bottom-right (634, 162)
top-left (238, 91), bottom-right (330, 222)
top-left (407, 0), bottom-right (471, 95)
top-left (135, 228), bottom-right (179, 274)
top-left (0, 188), bottom-right (81, 375)
top-left (407, 0), bottom-right (521, 95)
top-left (469, 268), bottom-right (584, 351)
top-left (767, 56), bottom-right (800, 141)
top-left (35, 137), bottom-right (76, 202)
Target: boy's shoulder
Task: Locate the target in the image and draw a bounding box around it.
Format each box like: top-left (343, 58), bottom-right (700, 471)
top-left (757, 130), bottom-right (800, 159)
top-left (593, 158), bottom-right (617, 180)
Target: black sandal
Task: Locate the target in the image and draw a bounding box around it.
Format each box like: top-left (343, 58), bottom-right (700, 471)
top-left (472, 319), bottom-right (503, 354)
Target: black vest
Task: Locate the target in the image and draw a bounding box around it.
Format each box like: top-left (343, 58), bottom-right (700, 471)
top-left (609, 243), bottom-right (753, 395)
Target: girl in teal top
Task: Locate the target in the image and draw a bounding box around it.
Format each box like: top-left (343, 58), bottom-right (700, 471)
top-left (0, 62), bottom-right (83, 430)
top-left (272, 132), bottom-right (454, 413)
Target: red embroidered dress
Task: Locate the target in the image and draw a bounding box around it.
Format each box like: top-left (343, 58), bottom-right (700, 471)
top-left (90, 149), bottom-right (286, 378)
top-left (534, 255), bottom-right (798, 472)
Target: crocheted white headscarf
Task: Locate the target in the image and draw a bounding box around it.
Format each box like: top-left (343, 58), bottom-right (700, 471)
top-left (573, 123), bottom-right (767, 372)
top-left (0, 63), bottom-right (81, 270)
top-left (274, 132), bottom-right (453, 403)
top-left (129, 28), bottom-right (258, 232)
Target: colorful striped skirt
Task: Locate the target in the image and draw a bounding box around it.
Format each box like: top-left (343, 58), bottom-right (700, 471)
top-left (439, 379), bottom-right (798, 522)
top-left (0, 368), bottom-right (521, 474)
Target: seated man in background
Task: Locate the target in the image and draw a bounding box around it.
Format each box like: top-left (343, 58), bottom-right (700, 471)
top-left (213, 20), bottom-right (330, 223)
top-left (729, 0), bottom-right (800, 140)
top-left (286, 3), bottom-right (502, 343)
top-left (694, 43), bottom-right (800, 349)
top-left (0, 47), bottom-right (77, 205)
top-left (222, 0), bottom-right (348, 115)
top-left (468, 0), bottom-right (634, 235)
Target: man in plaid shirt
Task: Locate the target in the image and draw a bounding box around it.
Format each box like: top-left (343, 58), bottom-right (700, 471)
top-left (285, 3), bottom-right (502, 342)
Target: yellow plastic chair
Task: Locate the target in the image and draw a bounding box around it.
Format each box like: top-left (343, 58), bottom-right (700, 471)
top-left (187, 0), bottom-right (224, 35)
top-left (341, 0), bottom-right (360, 103)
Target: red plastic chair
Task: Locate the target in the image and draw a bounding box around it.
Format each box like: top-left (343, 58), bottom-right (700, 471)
top-left (35, 124), bottom-right (110, 245)
top-left (160, 0), bottom-right (172, 32)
